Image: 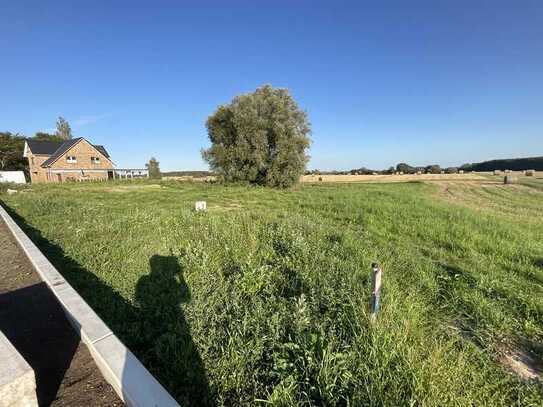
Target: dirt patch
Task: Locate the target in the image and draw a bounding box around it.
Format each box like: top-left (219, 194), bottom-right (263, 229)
top-left (497, 342), bottom-right (542, 381)
top-left (0, 219), bottom-right (123, 406)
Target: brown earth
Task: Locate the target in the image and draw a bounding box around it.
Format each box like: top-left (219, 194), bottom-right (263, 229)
top-left (0, 219), bottom-right (123, 406)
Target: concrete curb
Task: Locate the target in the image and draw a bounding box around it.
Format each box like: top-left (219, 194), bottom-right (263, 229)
top-left (0, 204), bottom-right (179, 407)
top-left (0, 331), bottom-right (38, 407)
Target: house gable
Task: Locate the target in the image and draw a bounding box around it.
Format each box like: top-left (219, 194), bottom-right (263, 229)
top-left (46, 138), bottom-right (114, 170)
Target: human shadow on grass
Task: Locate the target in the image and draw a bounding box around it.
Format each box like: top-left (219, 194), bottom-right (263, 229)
top-left (3, 205), bottom-right (214, 406)
top-left (133, 254), bottom-right (213, 406)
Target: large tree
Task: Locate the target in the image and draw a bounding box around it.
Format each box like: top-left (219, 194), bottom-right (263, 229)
top-left (202, 85), bottom-right (311, 188)
top-left (55, 116), bottom-right (72, 140)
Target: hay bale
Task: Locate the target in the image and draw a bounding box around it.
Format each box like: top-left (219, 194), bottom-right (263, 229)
top-left (504, 169), bottom-right (511, 173)
top-left (416, 171), bottom-right (422, 175)
top-left (504, 175), bottom-right (518, 185)
top-left (458, 170), bottom-right (464, 174)
top-left (493, 170), bottom-right (501, 175)
top-left (525, 169), bottom-right (535, 176)
top-left (318, 176), bottom-right (323, 182)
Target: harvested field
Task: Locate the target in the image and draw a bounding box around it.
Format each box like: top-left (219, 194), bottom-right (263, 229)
top-left (301, 172), bottom-right (490, 183)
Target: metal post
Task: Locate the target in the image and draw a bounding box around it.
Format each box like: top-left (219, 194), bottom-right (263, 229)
top-left (370, 263), bottom-right (382, 322)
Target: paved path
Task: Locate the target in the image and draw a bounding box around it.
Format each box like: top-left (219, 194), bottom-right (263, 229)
top-left (0, 219), bottom-right (123, 406)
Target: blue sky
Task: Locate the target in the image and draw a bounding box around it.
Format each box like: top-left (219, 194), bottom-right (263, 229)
top-left (1, 1), bottom-right (542, 171)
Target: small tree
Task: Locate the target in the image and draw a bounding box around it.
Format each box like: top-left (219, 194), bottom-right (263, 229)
top-left (202, 84), bottom-right (311, 188)
top-left (146, 157), bottom-right (161, 179)
top-left (55, 116), bottom-right (72, 140)
top-left (0, 132), bottom-right (26, 171)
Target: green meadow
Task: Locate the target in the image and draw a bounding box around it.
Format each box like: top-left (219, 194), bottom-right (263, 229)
top-left (2, 179), bottom-right (542, 406)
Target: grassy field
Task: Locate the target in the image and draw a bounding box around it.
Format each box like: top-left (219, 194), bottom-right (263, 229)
top-left (1, 177), bottom-right (542, 406)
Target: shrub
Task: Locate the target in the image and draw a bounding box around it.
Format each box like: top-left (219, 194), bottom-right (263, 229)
top-left (425, 165), bottom-right (441, 174)
top-left (396, 163), bottom-right (415, 174)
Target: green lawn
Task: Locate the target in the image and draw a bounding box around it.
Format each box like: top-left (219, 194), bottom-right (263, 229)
top-left (2, 180), bottom-right (542, 406)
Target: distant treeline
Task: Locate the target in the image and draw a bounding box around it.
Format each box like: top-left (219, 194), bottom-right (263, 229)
top-left (161, 170), bottom-right (215, 177)
top-left (306, 156), bottom-right (543, 175)
top-left (306, 163), bottom-right (456, 175)
top-left (459, 156), bottom-right (543, 172)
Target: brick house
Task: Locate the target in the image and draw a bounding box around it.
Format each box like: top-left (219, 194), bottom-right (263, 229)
top-left (24, 137), bottom-right (115, 183)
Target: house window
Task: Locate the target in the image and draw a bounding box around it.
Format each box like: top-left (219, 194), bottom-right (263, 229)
top-left (66, 156), bottom-right (77, 163)
top-left (91, 156), bottom-right (100, 164)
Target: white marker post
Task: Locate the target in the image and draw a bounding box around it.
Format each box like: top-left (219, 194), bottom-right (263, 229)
top-left (370, 262), bottom-right (382, 322)
top-left (195, 201), bottom-right (207, 212)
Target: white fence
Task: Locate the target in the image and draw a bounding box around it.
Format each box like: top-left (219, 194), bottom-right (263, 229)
top-left (0, 171), bottom-right (26, 184)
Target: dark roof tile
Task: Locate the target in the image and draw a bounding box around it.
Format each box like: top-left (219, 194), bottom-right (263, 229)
top-left (26, 138), bottom-right (112, 167)
top-left (26, 139), bottom-right (63, 155)
top-left (41, 138), bottom-right (83, 167)
top-left (94, 145), bottom-right (110, 158)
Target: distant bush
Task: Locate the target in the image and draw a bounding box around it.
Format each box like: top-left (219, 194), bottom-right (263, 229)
top-left (349, 167), bottom-right (374, 175)
top-left (425, 165), bottom-right (441, 174)
top-left (396, 163), bottom-right (416, 174)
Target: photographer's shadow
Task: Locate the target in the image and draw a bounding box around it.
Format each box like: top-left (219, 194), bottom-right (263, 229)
top-left (134, 254), bottom-right (214, 406)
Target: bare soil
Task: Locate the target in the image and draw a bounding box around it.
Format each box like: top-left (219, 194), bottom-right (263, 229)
top-left (498, 342), bottom-right (543, 381)
top-left (0, 219), bottom-right (122, 406)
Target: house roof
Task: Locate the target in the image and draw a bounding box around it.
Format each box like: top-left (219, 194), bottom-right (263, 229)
top-left (26, 138), bottom-right (111, 167)
top-left (41, 138), bottom-right (82, 167)
top-left (26, 139), bottom-right (64, 155)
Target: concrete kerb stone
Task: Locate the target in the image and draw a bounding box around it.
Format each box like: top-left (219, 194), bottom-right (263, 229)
top-left (0, 204), bottom-right (179, 407)
top-left (0, 331), bottom-right (38, 407)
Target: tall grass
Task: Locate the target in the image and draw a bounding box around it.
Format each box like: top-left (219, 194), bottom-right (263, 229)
top-left (2, 180), bottom-right (542, 406)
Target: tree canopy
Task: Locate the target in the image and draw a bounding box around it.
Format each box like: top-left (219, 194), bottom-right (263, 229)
top-left (35, 131), bottom-right (65, 142)
top-left (55, 116), bottom-right (72, 140)
top-left (0, 132), bottom-right (26, 171)
top-left (146, 157), bottom-right (162, 179)
top-left (202, 85), bottom-right (311, 188)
